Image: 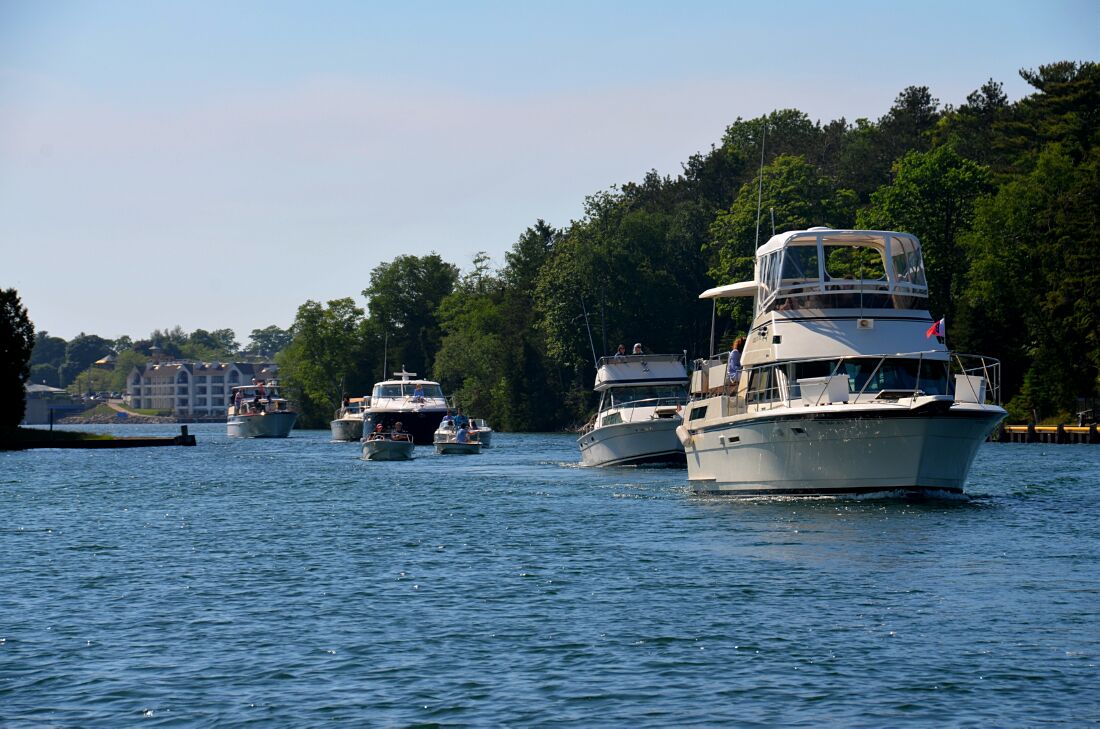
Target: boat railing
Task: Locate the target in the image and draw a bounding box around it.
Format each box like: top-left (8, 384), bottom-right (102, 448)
top-left (595, 352), bottom-right (687, 369)
top-left (582, 395), bottom-right (686, 433)
top-left (691, 351), bottom-right (1001, 417)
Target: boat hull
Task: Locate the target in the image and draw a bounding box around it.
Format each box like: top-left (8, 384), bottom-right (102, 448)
top-left (362, 438), bottom-right (415, 461)
top-left (435, 440), bottom-right (481, 455)
top-left (227, 411), bottom-right (298, 438)
top-left (685, 405), bottom-right (1004, 495)
top-left (330, 418), bottom-right (363, 442)
top-left (578, 417), bottom-right (686, 467)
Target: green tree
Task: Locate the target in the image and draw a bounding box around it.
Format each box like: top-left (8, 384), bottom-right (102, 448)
top-left (706, 154), bottom-right (858, 332)
top-left (857, 145), bottom-right (993, 323)
top-left (362, 254), bottom-right (459, 377)
top-left (60, 333), bottom-right (112, 388)
top-left (278, 298), bottom-right (373, 427)
top-left (247, 325), bottom-right (293, 358)
top-left (186, 328), bottom-right (238, 358)
top-left (29, 331), bottom-right (66, 370)
top-left (1, 289), bottom-right (35, 429)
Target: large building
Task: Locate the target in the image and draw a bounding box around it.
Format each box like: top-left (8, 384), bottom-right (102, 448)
top-left (126, 360), bottom-right (278, 417)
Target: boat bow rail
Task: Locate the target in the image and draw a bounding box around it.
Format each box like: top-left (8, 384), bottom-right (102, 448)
top-left (689, 351), bottom-right (1001, 416)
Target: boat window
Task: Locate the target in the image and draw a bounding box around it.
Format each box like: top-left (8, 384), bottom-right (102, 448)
top-left (417, 384), bottom-right (445, 399)
top-left (373, 384), bottom-right (404, 398)
top-left (781, 244), bottom-right (819, 281)
top-left (608, 385), bottom-right (686, 407)
top-left (824, 245), bottom-right (887, 283)
top-left (746, 367), bottom-right (779, 403)
top-left (837, 358), bottom-right (948, 395)
top-left (786, 359), bottom-right (839, 398)
top-left (890, 235), bottom-right (927, 289)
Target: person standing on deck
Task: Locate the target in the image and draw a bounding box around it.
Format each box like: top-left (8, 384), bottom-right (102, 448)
top-left (727, 337), bottom-right (746, 387)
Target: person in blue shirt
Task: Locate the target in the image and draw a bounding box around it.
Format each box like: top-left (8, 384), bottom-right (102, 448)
top-left (727, 336), bottom-right (746, 387)
top-left (456, 424), bottom-right (469, 443)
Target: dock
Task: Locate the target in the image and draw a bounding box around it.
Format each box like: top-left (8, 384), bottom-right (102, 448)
top-left (996, 424), bottom-right (1100, 444)
top-left (1, 425), bottom-right (198, 450)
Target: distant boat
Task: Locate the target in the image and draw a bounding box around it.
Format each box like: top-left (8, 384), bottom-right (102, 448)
top-left (362, 369), bottom-right (451, 445)
top-left (227, 381), bottom-right (298, 438)
top-left (330, 397), bottom-right (366, 442)
top-left (577, 353), bottom-right (689, 467)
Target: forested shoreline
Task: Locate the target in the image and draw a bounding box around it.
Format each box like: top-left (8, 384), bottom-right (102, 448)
top-left (19, 61), bottom-right (1099, 430)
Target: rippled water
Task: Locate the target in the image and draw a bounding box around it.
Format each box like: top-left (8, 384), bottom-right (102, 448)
top-left (2, 424), bottom-right (1098, 727)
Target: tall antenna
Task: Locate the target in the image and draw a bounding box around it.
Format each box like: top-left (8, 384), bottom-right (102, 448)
top-left (754, 118), bottom-right (767, 248)
top-left (579, 296), bottom-right (599, 369)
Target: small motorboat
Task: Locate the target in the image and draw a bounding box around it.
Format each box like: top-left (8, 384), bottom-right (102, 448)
top-left (362, 433), bottom-right (415, 461)
top-left (434, 425), bottom-right (482, 455)
top-left (434, 416), bottom-right (494, 448)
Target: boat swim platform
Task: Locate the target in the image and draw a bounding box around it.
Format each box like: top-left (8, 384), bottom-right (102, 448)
top-left (996, 424), bottom-right (1100, 444)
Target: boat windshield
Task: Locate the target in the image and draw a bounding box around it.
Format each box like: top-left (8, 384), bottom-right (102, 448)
top-left (606, 384), bottom-right (686, 408)
top-left (372, 383), bottom-right (445, 399)
top-left (785, 357), bottom-right (949, 398)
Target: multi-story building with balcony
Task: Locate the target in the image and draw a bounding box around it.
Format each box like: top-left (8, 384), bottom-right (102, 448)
top-left (125, 360), bottom-right (279, 417)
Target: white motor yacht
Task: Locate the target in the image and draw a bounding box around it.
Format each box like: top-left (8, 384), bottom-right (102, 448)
top-left (578, 353), bottom-right (689, 467)
top-left (330, 396), bottom-right (366, 442)
top-left (681, 228), bottom-right (1006, 496)
top-left (227, 381), bottom-right (298, 438)
top-left (363, 369), bottom-right (451, 445)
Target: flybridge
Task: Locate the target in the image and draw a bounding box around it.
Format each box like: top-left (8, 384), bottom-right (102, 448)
top-left (701, 228), bottom-right (931, 315)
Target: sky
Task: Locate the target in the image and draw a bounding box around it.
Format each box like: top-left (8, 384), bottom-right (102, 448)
top-left (1, 0), bottom-right (1097, 344)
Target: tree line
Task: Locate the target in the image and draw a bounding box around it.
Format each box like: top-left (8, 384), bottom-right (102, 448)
top-left (9, 60), bottom-right (1098, 429)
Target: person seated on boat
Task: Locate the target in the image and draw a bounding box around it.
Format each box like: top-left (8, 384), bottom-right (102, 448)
top-left (633, 342), bottom-right (644, 355)
top-left (727, 336), bottom-right (746, 388)
top-left (613, 344), bottom-right (627, 360)
top-left (392, 421), bottom-right (410, 441)
top-left (369, 423), bottom-right (385, 440)
top-left (252, 393), bottom-right (265, 413)
top-left (412, 384), bottom-right (425, 402)
top-left (456, 424), bottom-right (469, 443)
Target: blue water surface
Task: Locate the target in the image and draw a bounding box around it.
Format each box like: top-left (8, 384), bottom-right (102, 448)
top-left (2, 424), bottom-right (1098, 727)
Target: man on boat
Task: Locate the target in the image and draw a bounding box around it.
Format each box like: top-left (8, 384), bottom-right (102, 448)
top-left (456, 424), bottom-right (469, 443)
top-left (392, 421), bottom-right (410, 441)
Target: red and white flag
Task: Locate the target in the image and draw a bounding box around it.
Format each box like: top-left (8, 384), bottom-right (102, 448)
top-left (925, 318), bottom-right (945, 339)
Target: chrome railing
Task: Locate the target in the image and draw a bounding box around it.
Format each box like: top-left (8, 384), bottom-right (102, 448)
top-left (691, 351), bottom-right (1001, 416)
top-left (581, 395), bottom-right (687, 434)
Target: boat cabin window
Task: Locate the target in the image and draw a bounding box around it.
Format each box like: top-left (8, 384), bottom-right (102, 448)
top-left (372, 383), bottom-right (445, 399)
top-left (837, 358), bottom-right (948, 396)
top-left (890, 235), bottom-right (927, 290)
top-left (746, 368), bottom-right (780, 404)
top-left (824, 245), bottom-right (887, 285)
top-left (605, 384), bottom-right (686, 408)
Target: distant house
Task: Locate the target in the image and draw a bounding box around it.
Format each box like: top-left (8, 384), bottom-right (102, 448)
top-left (22, 384), bottom-right (84, 425)
top-left (126, 360), bottom-right (279, 417)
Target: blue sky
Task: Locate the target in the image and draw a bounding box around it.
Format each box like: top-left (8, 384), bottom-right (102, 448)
top-left (1, 0), bottom-right (1097, 343)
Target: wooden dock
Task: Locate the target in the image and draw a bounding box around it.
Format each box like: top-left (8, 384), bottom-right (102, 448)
top-left (996, 424), bottom-right (1100, 444)
top-left (2, 426), bottom-right (198, 450)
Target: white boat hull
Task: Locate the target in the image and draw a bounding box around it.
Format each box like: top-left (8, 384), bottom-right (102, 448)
top-left (363, 438), bottom-right (415, 461)
top-left (435, 440), bottom-right (481, 455)
top-left (684, 405), bottom-right (1004, 495)
top-left (227, 411), bottom-right (298, 438)
top-left (330, 418), bottom-right (363, 442)
top-left (578, 417), bottom-right (685, 467)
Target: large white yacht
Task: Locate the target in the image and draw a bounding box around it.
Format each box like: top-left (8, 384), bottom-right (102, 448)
top-left (680, 228), bottom-right (1006, 495)
top-left (362, 369), bottom-right (450, 445)
top-left (227, 381), bottom-right (298, 438)
top-left (578, 353), bottom-right (689, 467)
